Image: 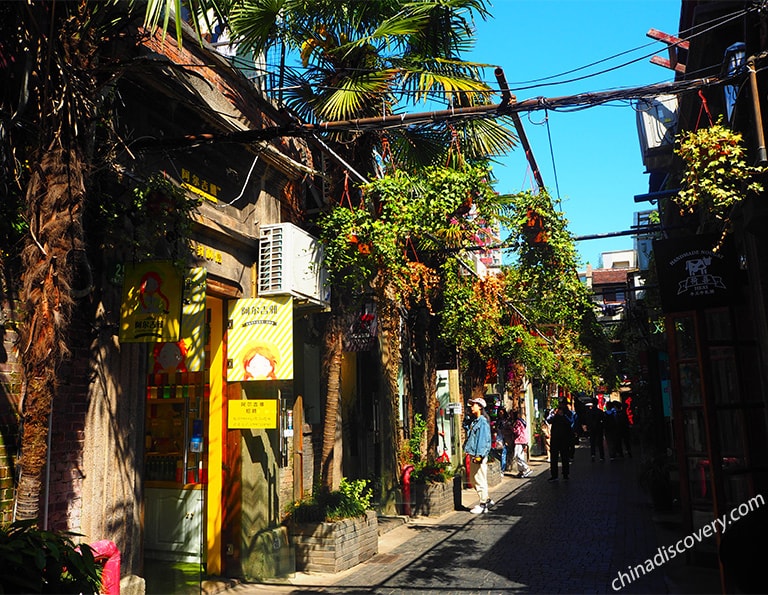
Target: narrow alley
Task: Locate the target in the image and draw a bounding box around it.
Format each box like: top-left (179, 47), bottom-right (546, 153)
top-left (191, 443), bottom-right (720, 595)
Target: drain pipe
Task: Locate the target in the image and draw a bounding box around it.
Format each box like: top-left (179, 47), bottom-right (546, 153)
top-left (747, 56), bottom-right (768, 165)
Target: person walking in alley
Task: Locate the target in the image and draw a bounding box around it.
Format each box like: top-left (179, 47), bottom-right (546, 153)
top-left (464, 397), bottom-right (493, 513)
top-left (583, 399), bottom-right (606, 461)
top-left (509, 411), bottom-right (532, 477)
top-left (548, 404), bottom-right (573, 481)
top-left (617, 400), bottom-right (633, 458)
top-left (495, 408), bottom-right (510, 472)
top-left (604, 401), bottom-right (620, 460)
top-left (541, 409), bottom-right (552, 462)
top-left (564, 400), bottom-right (578, 461)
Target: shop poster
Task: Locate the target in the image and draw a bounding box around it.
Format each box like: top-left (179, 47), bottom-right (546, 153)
top-left (149, 267), bottom-right (207, 373)
top-left (227, 296), bottom-right (293, 381)
top-left (119, 261), bottom-right (183, 343)
top-left (228, 399), bottom-right (278, 429)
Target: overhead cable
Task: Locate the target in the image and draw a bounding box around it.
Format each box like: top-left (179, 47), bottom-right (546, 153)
top-left (133, 74), bottom-right (722, 151)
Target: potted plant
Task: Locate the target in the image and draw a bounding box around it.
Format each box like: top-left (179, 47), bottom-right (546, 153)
top-left (410, 459), bottom-right (457, 517)
top-left (284, 478), bottom-right (378, 573)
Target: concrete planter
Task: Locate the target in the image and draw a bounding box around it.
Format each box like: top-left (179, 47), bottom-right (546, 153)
top-left (289, 510), bottom-right (378, 573)
top-left (488, 458), bottom-right (502, 486)
top-left (410, 479), bottom-right (455, 517)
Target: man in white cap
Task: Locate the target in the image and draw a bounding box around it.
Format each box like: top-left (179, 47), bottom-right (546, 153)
top-left (464, 397), bottom-right (493, 513)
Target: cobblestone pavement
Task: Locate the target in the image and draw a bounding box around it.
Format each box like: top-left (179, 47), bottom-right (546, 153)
top-left (218, 443), bottom-right (721, 595)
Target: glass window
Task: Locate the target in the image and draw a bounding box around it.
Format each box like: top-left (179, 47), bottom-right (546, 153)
top-left (709, 347), bottom-right (739, 404)
top-left (683, 408), bottom-right (706, 453)
top-left (704, 309), bottom-right (732, 341)
top-left (738, 351), bottom-right (764, 403)
top-left (679, 362), bottom-right (702, 405)
top-left (688, 456), bottom-right (713, 505)
top-left (717, 409), bottom-right (745, 460)
top-left (675, 316), bottom-right (698, 359)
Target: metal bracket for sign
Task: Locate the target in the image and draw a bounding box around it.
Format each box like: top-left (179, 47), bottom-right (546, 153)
top-left (446, 403), bottom-right (463, 416)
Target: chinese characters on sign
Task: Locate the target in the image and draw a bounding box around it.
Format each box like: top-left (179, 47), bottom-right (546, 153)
top-left (653, 235), bottom-right (735, 313)
top-left (228, 399), bottom-right (278, 429)
top-left (227, 296), bottom-right (294, 381)
top-left (120, 261), bottom-right (183, 343)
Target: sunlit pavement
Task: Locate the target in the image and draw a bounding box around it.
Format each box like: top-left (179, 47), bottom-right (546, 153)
top-left (198, 443), bottom-right (721, 595)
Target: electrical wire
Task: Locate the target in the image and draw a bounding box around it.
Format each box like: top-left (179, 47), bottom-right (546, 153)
top-left (544, 111), bottom-right (561, 204)
top-left (217, 152), bottom-right (259, 207)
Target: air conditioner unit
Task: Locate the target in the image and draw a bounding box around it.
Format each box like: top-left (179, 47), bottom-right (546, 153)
top-left (636, 94), bottom-right (678, 172)
top-left (258, 223), bottom-right (330, 309)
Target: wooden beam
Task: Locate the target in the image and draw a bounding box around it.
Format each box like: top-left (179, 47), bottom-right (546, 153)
top-left (646, 28), bottom-right (689, 50)
top-left (647, 28), bottom-right (688, 73)
top-left (651, 55), bottom-right (686, 74)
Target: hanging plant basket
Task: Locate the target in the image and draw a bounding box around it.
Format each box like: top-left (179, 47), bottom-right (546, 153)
top-left (674, 117), bottom-right (766, 222)
top-left (524, 208), bottom-right (549, 244)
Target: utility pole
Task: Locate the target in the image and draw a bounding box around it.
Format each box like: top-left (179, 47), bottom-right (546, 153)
top-left (495, 67), bottom-right (545, 190)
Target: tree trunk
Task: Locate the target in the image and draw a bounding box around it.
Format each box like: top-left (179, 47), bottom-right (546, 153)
top-left (17, 146), bottom-right (86, 522)
top-left (465, 351), bottom-right (488, 402)
top-left (320, 302), bottom-right (344, 491)
top-left (374, 275), bottom-right (403, 513)
top-left (423, 312), bottom-right (438, 461)
top-left (413, 307), bottom-right (438, 461)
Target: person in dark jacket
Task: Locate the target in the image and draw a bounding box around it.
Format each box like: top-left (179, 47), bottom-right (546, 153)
top-left (548, 404), bottom-right (574, 481)
top-left (604, 401), bottom-right (620, 460)
top-left (583, 400), bottom-right (606, 462)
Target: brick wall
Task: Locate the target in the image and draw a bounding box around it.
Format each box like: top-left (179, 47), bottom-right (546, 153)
top-left (0, 281), bottom-right (21, 524)
top-left (45, 307), bottom-right (93, 532)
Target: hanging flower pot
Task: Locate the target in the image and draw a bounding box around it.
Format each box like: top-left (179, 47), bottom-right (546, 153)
top-left (524, 208), bottom-right (549, 244)
top-left (454, 191), bottom-right (474, 216)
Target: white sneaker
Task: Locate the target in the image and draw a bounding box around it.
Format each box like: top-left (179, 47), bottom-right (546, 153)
top-left (522, 469), bottom-right (533, 478)
top-left (485, 499), bottom-right (495, 508)
top-left (470, 504), bottom-right (485, 514)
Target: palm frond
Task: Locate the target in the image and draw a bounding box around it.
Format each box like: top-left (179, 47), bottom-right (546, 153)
top-left (452, 116), bottom-right (519, 161)
top-left (229, 0), bottom-right (286, 57)
top-left (314, 70), bottom-right (398, 122)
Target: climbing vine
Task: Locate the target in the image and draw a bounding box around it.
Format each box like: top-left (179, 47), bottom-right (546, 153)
top-left (89, 173), bottom-right (200, 268)
top-left (317, 164), bottom-right (504, 309)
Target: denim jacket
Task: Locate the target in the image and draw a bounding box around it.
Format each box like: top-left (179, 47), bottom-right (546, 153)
top-left (464, 415), bottom-right (491, 458)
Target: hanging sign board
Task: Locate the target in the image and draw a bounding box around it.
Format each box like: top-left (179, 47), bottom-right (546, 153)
top-left (228, 399), bottom-right (278, 429)
top-left (149, 267), bottom-right (207, 373)
top-left (653, 234), bottom-right (737, 312)
top-left (119, 261), bottom-right (183, 342)
top-left (227, 296), bottom-right (293, 381)
top-left (343, 302), bottom-right (377, 351)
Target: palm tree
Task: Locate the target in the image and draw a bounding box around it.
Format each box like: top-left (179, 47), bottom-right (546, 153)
top-left (2, 0), bottom-right (217, 526)
top-left (0, 0), bottom-right (144, 522)
top-left (150, 0), bottom-right (519, 501)
top-left (258, 0), bottom-right (516, 499)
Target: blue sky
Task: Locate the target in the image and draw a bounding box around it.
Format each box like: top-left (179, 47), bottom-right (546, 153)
top-left (467, 0), bottom-right (682, 267)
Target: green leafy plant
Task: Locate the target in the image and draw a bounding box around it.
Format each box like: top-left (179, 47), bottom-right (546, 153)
top-left (674, 117), bottom-right (766, 221)
top-left (406, 413), bottom-right (428, 465)
top-left (0, 520), bottom-right (103, 594)
top-left (410, 460), bottom-right (455, 484)
top-left (285, 477), bottom-right (373, 523)
top-left (90, 173), bottom-right (200, 268)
